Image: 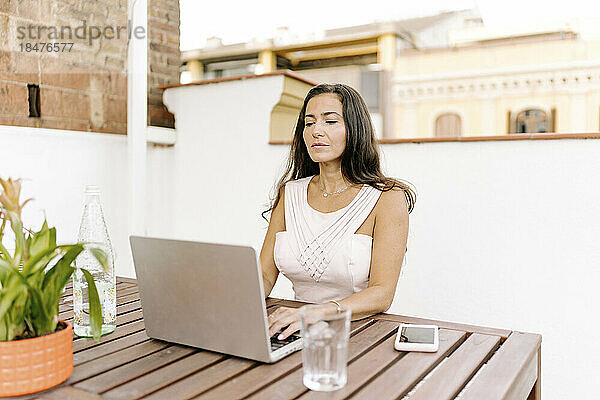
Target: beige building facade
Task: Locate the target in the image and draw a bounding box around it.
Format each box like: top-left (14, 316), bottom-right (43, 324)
top-left (182, 11), bottom-right (600, 140)
top-left (395, 29), bottom-right (600, 138)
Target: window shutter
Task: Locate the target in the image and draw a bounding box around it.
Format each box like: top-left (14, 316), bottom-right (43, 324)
top-left (506, 111), bottom-right (512, 134)
top-left (551, 107), bottom-right (557, 133)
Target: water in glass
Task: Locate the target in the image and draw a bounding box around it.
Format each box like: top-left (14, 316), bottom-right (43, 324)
top-left (300, 305), bottom-right (351, 391)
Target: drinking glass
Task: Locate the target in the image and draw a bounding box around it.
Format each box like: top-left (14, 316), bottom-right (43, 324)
top-left (299, 304), bottom-right (351, 391)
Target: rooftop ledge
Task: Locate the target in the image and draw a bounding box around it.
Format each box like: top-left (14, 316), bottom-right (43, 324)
top-left (161, 70), bottom-right (317, 143)
top-left (159, 70), bottom-right (317, 90)
top-left (270, 132), bottom-right (600, 145)
top-left (159, 72), bottom-right (600, 144)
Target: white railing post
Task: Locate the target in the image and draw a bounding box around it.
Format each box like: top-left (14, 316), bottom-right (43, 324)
top-left (127, 0), bottom-right (147, 235)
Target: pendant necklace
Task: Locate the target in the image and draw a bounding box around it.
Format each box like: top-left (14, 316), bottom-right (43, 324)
top-left (318, 177), bottom-right (351, 197)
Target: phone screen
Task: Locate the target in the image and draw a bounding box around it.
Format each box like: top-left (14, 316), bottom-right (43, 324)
top-left (399, 327), bottom-right (435, 344)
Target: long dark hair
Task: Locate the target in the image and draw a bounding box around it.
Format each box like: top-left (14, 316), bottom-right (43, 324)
top-left (262, 83), bottom-right (416, 221)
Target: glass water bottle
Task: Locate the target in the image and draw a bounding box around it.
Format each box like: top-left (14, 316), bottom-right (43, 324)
top-left (73, 185), bottom-right (116, 337)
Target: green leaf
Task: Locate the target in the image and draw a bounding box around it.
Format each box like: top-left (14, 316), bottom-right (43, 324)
top-left (49, 227), bottom-right (56, 250)
top-left (22, 246), bottom-right (57, 278)
top-left (0, 241), bottom-right (14, 265)
top-left (7, 211), bottom-right (25, 266)
top-left (0, 320), bottom-right (7, 341)
top-left (90, 247), bottom-right (110, 273)
top-left (42, 245), bottom-right (82, 292)
top-left (3, 262), bottom-right (49, 336)
top-left (42, 245), bottom-right (81, 316)
top-left (81, 268), bottom-right (102, 342)
top-left (28, 220), bottom-right (51, 260)
top-left (0, 257), bottom-right (14, 275)
top-left (0, 274), bottom-right (26, 323)
top-left (0, 216), bottom-right (6, 241)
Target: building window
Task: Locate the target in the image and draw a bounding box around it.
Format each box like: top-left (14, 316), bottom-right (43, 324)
top-left (515, 109), bottom-right (548, 133)
top-left (435, 113), bottom-right (462, 137)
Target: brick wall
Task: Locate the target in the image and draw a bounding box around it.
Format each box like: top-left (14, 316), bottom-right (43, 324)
top-left (0, 0), bottom-right (179, 134)
top-left (148, 0), bottom-right (179, 128)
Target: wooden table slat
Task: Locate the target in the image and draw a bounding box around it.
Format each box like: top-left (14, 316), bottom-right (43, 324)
top-left (67, 340), bottom-right (170, 384)
top-left (101, 351), bottom-right (225, 400)
top-left (73, 330), bottom-right (151, 366)
top-left (376, 313), bottom-right (512, 339)
top-left (194, 318), bottom-right (376, 400)
top-left (144, 357), bottom-right (256, 400)
top-left (60, 299), bottom-right (142, 322)
top-left (116, 276), bottom-right (139, 284)
top-left (61, 290), bottom-right (141, 314)
top-left (459, 331), bottom-right (541, 400)
top-left (350, 329), bottom-right (467, 400)
top-left (111, 309), bottom-right (144, 325)
top-left (60, 282), bottom-right (136, 305)
top-left (298, 334), bottom-right (402, 400)
top-left (246, 320), bottom-right (399, 400)
top-left (407, 333), bottom-right (502, 400)
top-left (74, 345), bottom-right (197, 394)
top-left (37, 278), bottom-right (541, 400)
top-left (72, 319), bottom-right (146, 353)
top-left (117, 282), bottom-right (139, 290)
top-left (35, 386), bottom-right (105, 400)
top-left (115, 292), bottom-right (141, 306)
top-left (62, 278), bottom-right (131, 294)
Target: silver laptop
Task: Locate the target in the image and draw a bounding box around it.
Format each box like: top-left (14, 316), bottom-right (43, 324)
top-left (129, 236), bottom-right (302, 363)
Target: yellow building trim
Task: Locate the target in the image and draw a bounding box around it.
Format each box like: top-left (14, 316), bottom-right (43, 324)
top-left (378, 33), bottom-right (396, 70)
top-left (188, 60), bottom-right (204, 82)
top-left (259, 50), bottom-right (277, 73)
top-left (283, 43), bottom-right (378, 66)
top-left (270, 75), bottom-right (314, 141)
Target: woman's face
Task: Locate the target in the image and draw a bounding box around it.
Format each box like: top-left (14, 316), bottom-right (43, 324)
top-left (303, 93), bottom-right (346, 164)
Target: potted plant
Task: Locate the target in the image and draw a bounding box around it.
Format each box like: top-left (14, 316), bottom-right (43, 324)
top-left (0, 177), bottom-right (107, 397)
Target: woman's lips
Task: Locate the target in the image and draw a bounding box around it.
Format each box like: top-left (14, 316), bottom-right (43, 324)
top-left (312, 144), bottom-right (329, 148)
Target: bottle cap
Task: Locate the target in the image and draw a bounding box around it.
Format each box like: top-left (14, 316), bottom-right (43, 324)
top-left (85, 185), bottom-right (101, 194)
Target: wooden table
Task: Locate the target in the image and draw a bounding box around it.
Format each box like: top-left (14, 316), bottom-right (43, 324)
top-left (33, 277), bottom-right (541, 400)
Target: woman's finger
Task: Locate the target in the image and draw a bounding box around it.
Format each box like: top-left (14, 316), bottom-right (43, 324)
top-left (268, 313), bottom-right (294, 337)
top-left (268, 307), bottom-right (292, 325)
top-left (269, 308), bottom-right (300, 337)
top-left (278, 320), bottom-right (300, 340)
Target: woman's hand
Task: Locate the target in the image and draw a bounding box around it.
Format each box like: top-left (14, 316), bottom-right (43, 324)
top-left (268, 304), bottom-right (339, 340)
top-left (268, 306), bottom-right (302, 340)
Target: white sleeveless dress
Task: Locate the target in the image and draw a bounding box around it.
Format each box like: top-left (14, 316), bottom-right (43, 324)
top-left (273, 176), bottom-right (382, 303)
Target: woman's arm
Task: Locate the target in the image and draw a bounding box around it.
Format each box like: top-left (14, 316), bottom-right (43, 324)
top-left (269, 188), bottom-right (409, 339)
top-left (259, 187), bottom-right (285, 298)
top-left (336, 187), bottom-right (409, 319)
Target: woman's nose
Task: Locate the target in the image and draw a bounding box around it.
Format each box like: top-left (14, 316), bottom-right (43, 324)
top-left (312, 122), bottom-right (325, 137)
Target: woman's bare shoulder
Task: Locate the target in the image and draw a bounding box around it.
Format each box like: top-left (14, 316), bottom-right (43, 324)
top-left (375, 187), bottom-right (409, 220)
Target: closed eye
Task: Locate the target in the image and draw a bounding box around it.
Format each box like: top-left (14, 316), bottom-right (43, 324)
top-left (305, 121), bottom-right (337, 127)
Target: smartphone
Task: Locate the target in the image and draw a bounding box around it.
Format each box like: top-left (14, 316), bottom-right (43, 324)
top-left (394, 324), bottom-right (439, 352)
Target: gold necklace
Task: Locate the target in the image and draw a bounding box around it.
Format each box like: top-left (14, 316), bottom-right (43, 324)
top-left (318, 177), bottom-right (351, 197)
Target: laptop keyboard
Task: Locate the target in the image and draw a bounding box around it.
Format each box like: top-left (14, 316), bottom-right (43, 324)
top-left (270, 332), bottom-right (302, 351)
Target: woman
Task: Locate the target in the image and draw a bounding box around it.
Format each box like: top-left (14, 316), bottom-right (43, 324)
top-left (260, 83), bottom-right (416, 341)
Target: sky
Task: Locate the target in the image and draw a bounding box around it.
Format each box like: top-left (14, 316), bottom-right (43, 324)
top-left (179, 0), bottom-right (599, 51)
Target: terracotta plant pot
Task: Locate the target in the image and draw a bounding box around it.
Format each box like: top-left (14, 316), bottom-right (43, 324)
top-left (0, 321), bottom-right (73, 397)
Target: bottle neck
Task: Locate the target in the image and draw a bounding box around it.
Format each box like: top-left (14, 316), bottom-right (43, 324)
top-left (84, 193), bottom-right (101, 204)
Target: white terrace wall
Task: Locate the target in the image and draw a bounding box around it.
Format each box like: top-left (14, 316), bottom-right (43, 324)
top-left (0, 126), bottom-right (131, 276)
top-left (160, 76), bottom-right (600, 399)
top-left (2, 74), bottom-right (599, 398)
